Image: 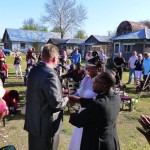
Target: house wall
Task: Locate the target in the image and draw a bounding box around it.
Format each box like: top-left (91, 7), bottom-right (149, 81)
top-left (113, 40), bottom-right (150, 60)
top-left (12, 42), bottom-right (33, 52)
top-left (2, 29), bottom-right (59, 52)
top-left (4, 40), bottom-right (45, 52)
top-left (85, 36), bottom-right (113, 58)
top-left (3, 32), bottom-right (12, 50)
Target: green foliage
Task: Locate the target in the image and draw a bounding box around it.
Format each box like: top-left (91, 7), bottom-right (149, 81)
top-left (124, 114), bottom-right (139, 121)
top-left (51, 27), bottom-right (61, 33)
top-left (22, 25), bottom-right (38, 30)
top-left (74, 30), bottom-right (87, 39)
top-left (61, 128), bottom-right (71, 135)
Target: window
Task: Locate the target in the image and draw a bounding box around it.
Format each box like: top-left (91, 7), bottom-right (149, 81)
top-left (21, 43), bottom-right (25, 49)
top-left (123, 45), bottom-right (132, 52)
top-left (123, 43), bottom-right (135, 53)
top-left (114, 44), bottom-right (119, 53)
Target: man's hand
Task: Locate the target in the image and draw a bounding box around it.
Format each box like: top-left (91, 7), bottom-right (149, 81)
top-left (68, 95), bottom-right (80, 104)
top-left (137, 115), bottom-right (150, 144)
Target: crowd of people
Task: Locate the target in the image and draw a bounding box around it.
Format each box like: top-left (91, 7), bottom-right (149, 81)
top-left (113, 51), bottom-right (150, 86)
top-left (0, 44), bottom-right (150, 149)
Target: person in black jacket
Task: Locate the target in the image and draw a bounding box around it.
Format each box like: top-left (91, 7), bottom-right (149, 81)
top-left (114, 52), bottom-right (125, 80)
top-left (69, 72), bottom-right (120, 150)
top-left (134, 54), bottom-right (143, 82)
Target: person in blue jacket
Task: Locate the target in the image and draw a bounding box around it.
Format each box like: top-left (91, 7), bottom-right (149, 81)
top-left (72, 49), bottom-right (81, 65)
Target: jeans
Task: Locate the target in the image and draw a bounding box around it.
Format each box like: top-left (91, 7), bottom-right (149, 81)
top-left (135, 70), bottom-right (142, 81)
top-left (128, 68), bottom-right (135, 83)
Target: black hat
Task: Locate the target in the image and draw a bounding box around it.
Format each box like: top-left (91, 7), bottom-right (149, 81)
top-left (87, 57), bottom-right (102, 68)
top-left (92, 51), bottom-right (98, 57)
top-left (76, 63), bottom-right (81, 68)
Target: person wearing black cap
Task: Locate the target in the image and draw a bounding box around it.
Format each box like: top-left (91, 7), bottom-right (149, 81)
top-left (92, 50), bottom-right (98, 58)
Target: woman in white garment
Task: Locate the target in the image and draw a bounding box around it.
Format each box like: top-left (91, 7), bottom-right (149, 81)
top-left (68, 57), bottom-right (102, 150)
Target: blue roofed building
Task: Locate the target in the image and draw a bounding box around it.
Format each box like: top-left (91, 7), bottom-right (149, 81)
top-left (113, 28), bottom-right (150, 60)
top-left (80, 35), bottom-right (113, 58)
top-left (113, 20), bottom-right (150, 60)
top-left (2, 28), bottom-right (62, 52)
top-left (47, 38), bottom-right (85, 56)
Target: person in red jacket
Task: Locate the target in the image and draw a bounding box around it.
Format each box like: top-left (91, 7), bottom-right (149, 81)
top-left (26, 48), bottom-right (33, 63)
top-left (0, 58), bottom-right (8, 85)
top-left (3, 90), bottom-right (19, 115)
top-left (0, 48), bottom-right (6, 59)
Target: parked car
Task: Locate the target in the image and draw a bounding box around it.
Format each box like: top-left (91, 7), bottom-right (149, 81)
top-left (2, 49), bottom-right (12, 56)
top-left (19, 48), bottom-right (29, 53)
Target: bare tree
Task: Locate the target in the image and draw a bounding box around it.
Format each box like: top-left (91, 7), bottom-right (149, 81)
top-left (41, 0), bottom-right (87, 38)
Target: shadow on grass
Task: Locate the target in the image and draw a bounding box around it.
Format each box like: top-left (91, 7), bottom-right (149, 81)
top-left (4, 82), bottom-right (25, 88)
top-left (126, 86), bottom-right (136, 94)
top-left (120, 108), bottom-right (131, 112)
top-left (63, 110), bottom-right (70, 116)
top-left (124, 114), bottom-right (139, 121)
top-left (5, 114), bottom-right (25, 124)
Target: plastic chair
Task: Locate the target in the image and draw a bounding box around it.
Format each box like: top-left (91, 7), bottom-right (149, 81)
top-left (66, 79), bottom-right (80, 112)
top-left (67, 80), bottom-right (79, 95)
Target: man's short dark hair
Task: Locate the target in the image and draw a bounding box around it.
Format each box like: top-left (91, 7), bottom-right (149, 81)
top-left (97, 72), bottom-right (115, 88)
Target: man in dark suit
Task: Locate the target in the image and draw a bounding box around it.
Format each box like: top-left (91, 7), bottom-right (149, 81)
top-left (69, 72), bottom-right (120, 150)
top-left (24, 44), bottom-right (68, 150)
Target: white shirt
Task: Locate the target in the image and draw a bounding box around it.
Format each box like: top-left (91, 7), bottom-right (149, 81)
top-left (99, 53), bottom-right (107, 60)
top-left (129, 56), bottom-right (138, 69)
top-left (77, 75), bottom-right (97, 98)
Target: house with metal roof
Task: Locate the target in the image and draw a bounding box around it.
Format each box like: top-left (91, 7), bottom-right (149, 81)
top-left (80, 35), bottom-right (113, 58)
top-left (47, 38), bottom-right (85, 56)
top-left (116, 21), bottom-right (147, 36)
top-left (2, 28), bottom-right (62, 52)
top-left (113, 28), bottom-right (150, 60)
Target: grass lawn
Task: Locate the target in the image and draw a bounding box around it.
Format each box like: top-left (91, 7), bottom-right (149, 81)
top-left (0, 54), bottom-right (150, 150)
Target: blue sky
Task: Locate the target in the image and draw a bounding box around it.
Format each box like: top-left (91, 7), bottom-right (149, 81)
top-left (0, 0), bottom-right (150, 38)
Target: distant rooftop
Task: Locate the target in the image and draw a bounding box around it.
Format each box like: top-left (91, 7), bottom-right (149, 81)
top-left (92, 35), bottom-right (113, 42)
top-left (2, 28), bottom-right (69, 43)
top-left (47, 38), bottom-right (85, 45)
top-left (113, 28), bottom-right (150, 40)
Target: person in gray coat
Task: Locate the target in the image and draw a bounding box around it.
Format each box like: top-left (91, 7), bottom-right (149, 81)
top-left (24, 44), bottom-right (68, 150)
